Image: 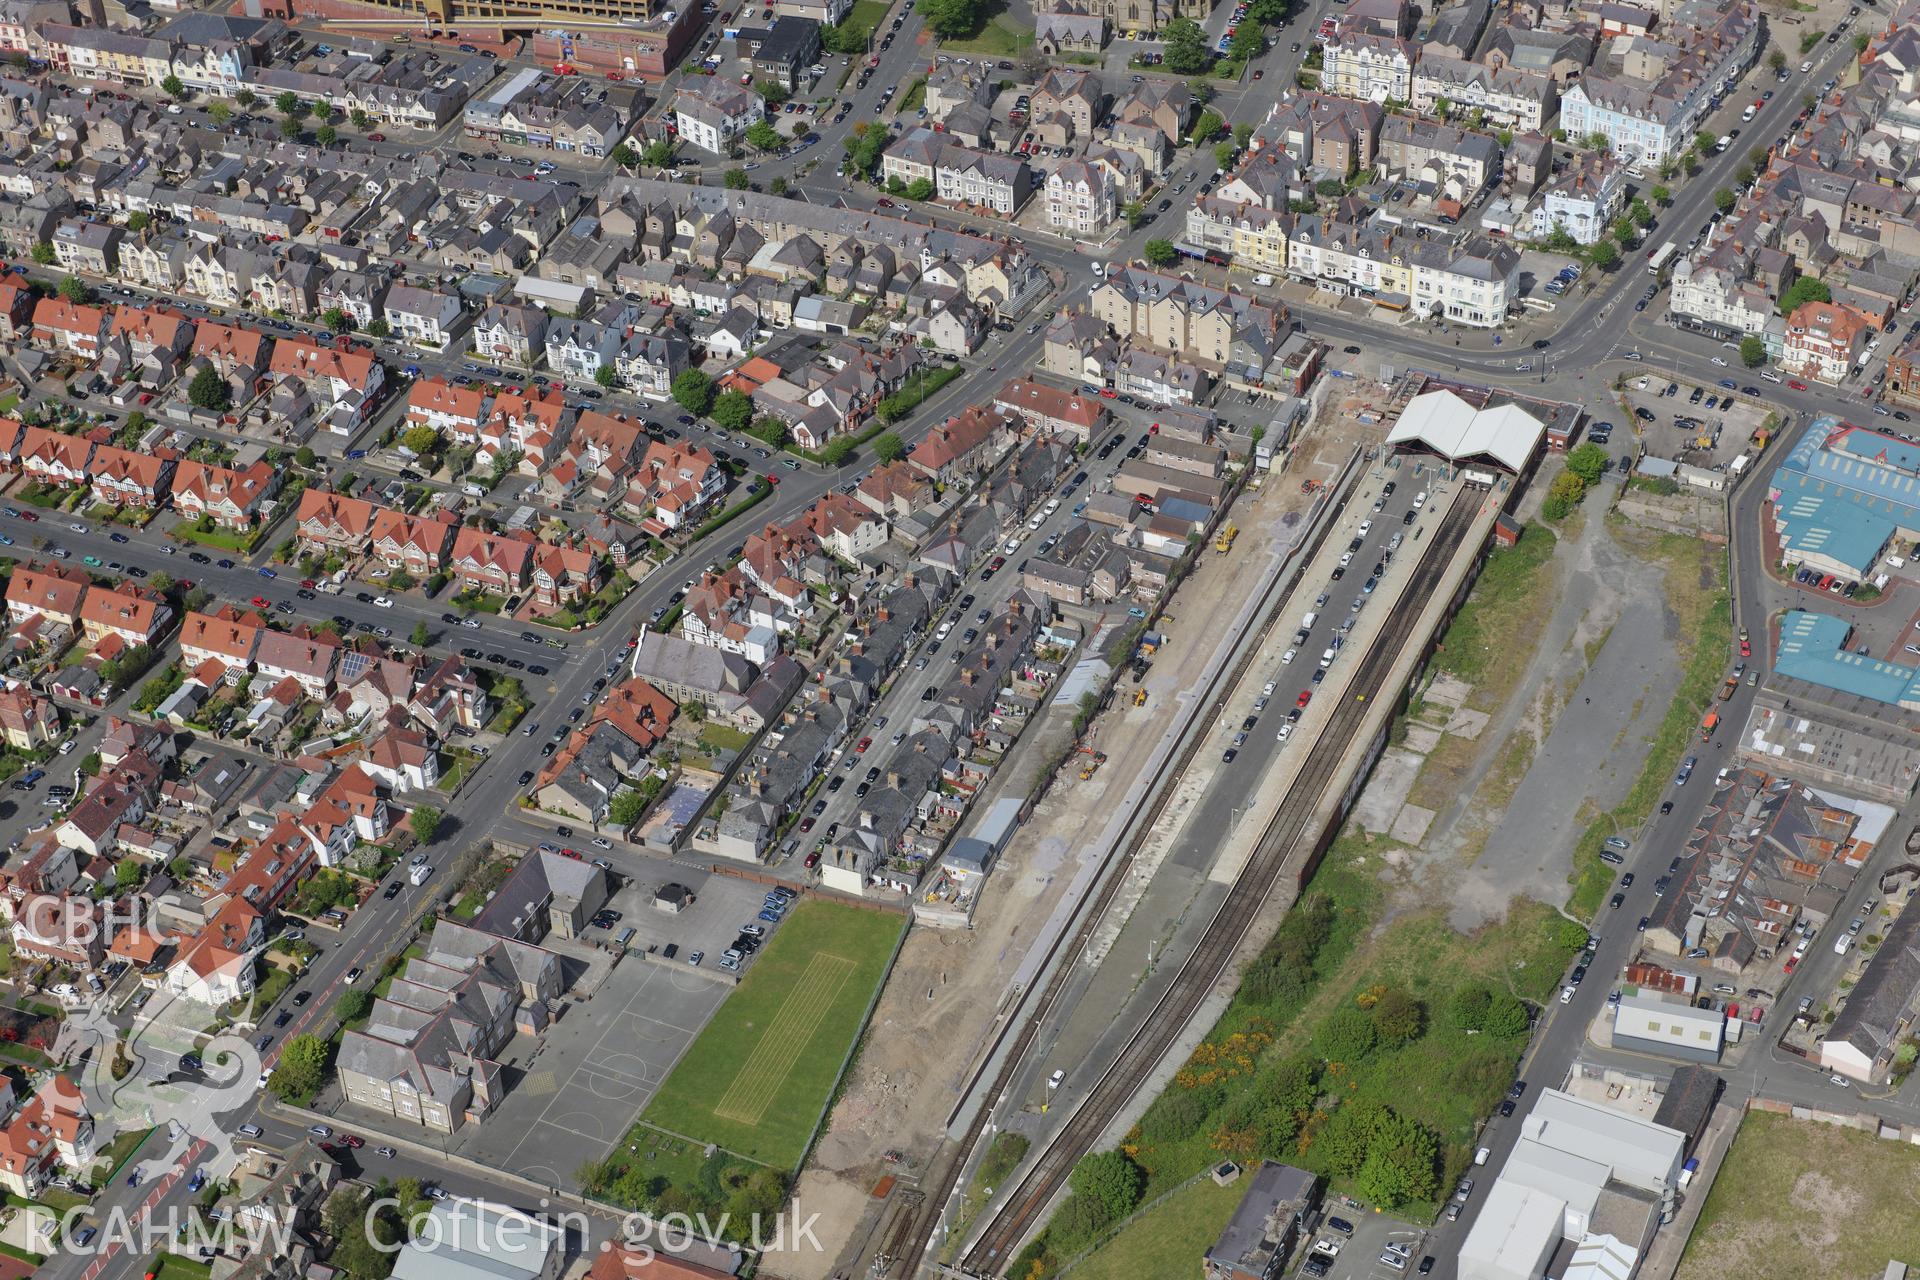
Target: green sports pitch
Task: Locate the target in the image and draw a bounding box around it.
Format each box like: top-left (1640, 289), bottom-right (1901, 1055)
top-left (639, 897), bottom-right (903, 1167)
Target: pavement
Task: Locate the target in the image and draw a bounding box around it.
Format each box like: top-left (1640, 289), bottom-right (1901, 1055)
top-left (15, 5), bottom-right (1891, 1280)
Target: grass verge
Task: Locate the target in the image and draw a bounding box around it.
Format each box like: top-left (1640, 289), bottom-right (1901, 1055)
top-left (1064, 1177), bottom-right (1246, 1280)
top-left (1677, 1111), bottom-right (1920, 1280)
top-left (1431, 524), bottom-right (1558, 707)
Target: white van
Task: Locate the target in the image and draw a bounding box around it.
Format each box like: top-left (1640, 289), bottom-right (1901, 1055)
top-left (1320, 647), bottom-right (1336, 668)
top-left (1835, 933), bottom-right (1854, 956)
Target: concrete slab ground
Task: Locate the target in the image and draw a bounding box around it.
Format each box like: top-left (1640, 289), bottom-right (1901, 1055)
top-left (1353, 748), bottom-right (1423, 835)
top-left (448, 956), bottom-right (731, 1189)
top-left (599, 863), bottom-right (779, 962)
top-left (1388, 804), bottom-right (1436, 846)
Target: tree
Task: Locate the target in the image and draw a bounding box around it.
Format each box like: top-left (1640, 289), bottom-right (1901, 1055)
top-left (593, 363), bottom-right (619, 389)
top-left (724, 167), bottom-right (750, 190)
top-left (350, 108), bottom-right (372, 129)
top-left (1372, 989), bottom-right (1425, 1044)
top-left (1449, 984), bottom-right (1492, 1031)
top-left (1779, 275), bottom-right (1831, 316)
top-left (610, 143), bottom-right (639, 169)
top-left (894, 175), bottom-right (929, 201)
top-left (1566, 442), bottom-right (1609, 487)
top-left (749, 416), bottom-right (789, 448)
top-left (672, 369), bottom-right (716, 417)
top-left (821, 436), bottom-right (858, 466)
top-left (366, 319), bottom-right (389, 338)
top-left (1650, 184), bottom-right (1672, 206)
top-left (183, 586), bottom-right (212, 613)
top-left (920, 0), bottom-right (980, 36)
top-left (410, 622), bottom-right (430, 647)
top-left (753, 78), bottom-right (791, 106)
top-left (871, 431), bottom-right (906, 463)
top-left (1713, 187), bottom-right (1737, 214)
top-left (294, 445), bottom-right (318, 468)
top-left (335, 989), bottom-right (372, 1023)
top-left (1190, 108), bottom-right (1227, 146)
top-left (322, 307), bottom-right (351, 333)
top-left (609, 789), bottom-right (650, 827)
top-left (278, 115), bottom-right (302, 140)
top-left (1228, 23), bottom-right (1264, 61)
top-left (770, 176), bottom-right (789, 196)
top-left (712, 389), bottom-right (754, 432)
top-left (409, 806), bottom-right (443, 845)
top-left (1314, 1006), bottom-right (1377, 1062)
top-left (1069, 1151), bottom-right (1144, 1226)
top-left (1768, 47), bottom-right (1786, 72)
top-left (161, 74), bottom-right (186, 100)
top-left (1317, 1101), bottom-right (1388, 1176)
top-left (1629, 198), bottom-right (1653, 227)
top-left (1484, 991), bottom-right (1531, 1038)
top-left (273, 90), bottom-right (301, 116)
top-left (1542, 469), bottom-right (1586, 520)
top-left (745, 120), bottom-right (784, 152)
top-left (1585, 130), bottom-right (1610, 151)
top-left (400, 425), bottom-right (440, 455)
top-left (1733, 163), bottom-right (1754, 189)
top-left (56, 275), bottom-right (88, 304)
top-left (1694, 130), bottom-right (1715, 155)
top-left (1589, 240), bottom-right (1620, 270)
top-left (1355, 1115), bottom-right (1440, 1209)
top-left (208, 100), bottom-right (231, 124)
top-left (236, 88), bottom-right (257, 109)
top-left (187, 365), bottom-right (231, 411)
top-left (1143, 239), bottom-right (1178, 267)
top-left (269, 1034), bottom-right (329, 1100)
top-left (315, 123), bottom-right (338, 147)
top-left (1855, 30), bottom-right (1871, 52)
top-left (642, 139), bottom-right (674, 168)
top-left (1123, 198), bottom-right (1145, 229)
top-left (28, 242), bottom-right (54, 266)
top-left (1163, 18), bottom-right (1212, 73)
top-left (1740, 335), bottom-right (1767, 367)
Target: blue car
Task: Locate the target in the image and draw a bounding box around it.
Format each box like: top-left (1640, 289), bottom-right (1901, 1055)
top-left (258, 567), bottom-right (276, 578)
top-left (126, 1169), bottom-right (141, 1187)
top-left (404, 364), bottom-right (421, 378)
top-left (187, 1169), bottom-right (207, 1193)
top-left (345, 449), bottom-right (367, 460)
top-left (758, 909), bottom-right (783, 924)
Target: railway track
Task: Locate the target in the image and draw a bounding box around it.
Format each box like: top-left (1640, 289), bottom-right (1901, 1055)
top-left (876, 458), bottom-right (1368, 1280)
top-left (958, 495), bottom-right (1481, 1277)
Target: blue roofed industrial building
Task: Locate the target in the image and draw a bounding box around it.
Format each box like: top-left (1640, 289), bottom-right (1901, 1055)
top-left (1775, 610), bottom-right (1920, 708)
top-left (1769, 416), bottom-right (1920, 580)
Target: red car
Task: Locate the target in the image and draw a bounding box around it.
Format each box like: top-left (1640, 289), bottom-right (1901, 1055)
top-left (250, 595), bottom-right (270, 608)
top-left (367, 132), bottom-right (386, 142)
top-left (1098, 388), bottom-right (1117, 399)
top-left (805, 850), bottom-right (821, 868)
top-left (1788, 379), bottom-right (1808, 391)
top-left (856, 736), bottom-right (872, 754)
top-left (300, 578), bottom-right (317, 589)
top-left (342, 1134), bottom-right (364, 1149)
top-left (560, 848), bottom-right (582, 860)
top-left (1739, 638), bottom-right (1751, 657)
top-left (1296, 690), bottom-right (1313, 708)
top-left (1784, 956), bottom-right (1799, 974)
top-left (16, 511), bottom-right (35, 522)
top-left (799, 817), bottom-right (816, 832)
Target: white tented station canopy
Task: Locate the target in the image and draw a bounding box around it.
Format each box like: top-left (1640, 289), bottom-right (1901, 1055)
top-left (1386, 389), bottom-right (1547, 472)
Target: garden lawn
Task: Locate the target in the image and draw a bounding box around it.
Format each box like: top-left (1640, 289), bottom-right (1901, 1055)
top-left (639, 899), bottom-right (901, 1168)
top-left (1677, 1111), bottom-right (1920, 1280)
top-left (941, 13), bottom-right (1034, 55)
top-left (170, 520), bottom-right (263, 553)
top-left (1066, 1177), bottom-right (1246, 1280)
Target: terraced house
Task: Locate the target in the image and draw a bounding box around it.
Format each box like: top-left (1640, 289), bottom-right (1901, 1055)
top-left (1320, 32), bottom-right (1416, 104)
top-left (1089, 267), bottom-right (1288, 375)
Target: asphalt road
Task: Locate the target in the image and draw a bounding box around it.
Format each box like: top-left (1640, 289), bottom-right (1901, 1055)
top-left (21, 8), bottom-right (1883, 1280)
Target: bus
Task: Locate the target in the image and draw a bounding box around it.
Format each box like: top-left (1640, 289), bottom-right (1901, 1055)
top-left (1647, 242), bottom-right (1679, 276)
